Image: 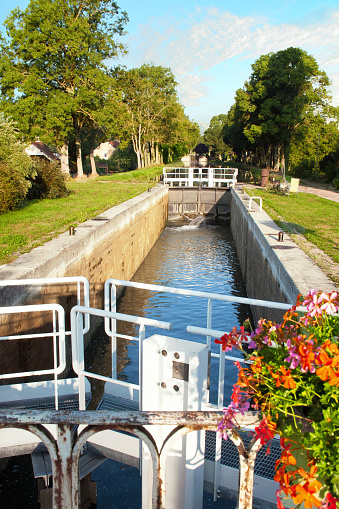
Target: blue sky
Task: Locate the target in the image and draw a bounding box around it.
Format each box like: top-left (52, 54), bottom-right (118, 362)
top-left (1, 1), bottom-right (339, 132)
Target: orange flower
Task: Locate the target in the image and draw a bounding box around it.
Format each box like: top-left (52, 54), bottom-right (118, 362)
top-left (280, 449), bottom-right (297, 466)
top-left (292, 465), bottom-right (323, 508)
top-left (271, 366), bottom-right (296, 389)
top-left (316, 345), bottom-right (339, 384)
top-left (274, 465), bottom-right (298, 496)
top-left (292, 483), bottom-right (322, 508)
top-left (328, 371), bottom-right (339, 386)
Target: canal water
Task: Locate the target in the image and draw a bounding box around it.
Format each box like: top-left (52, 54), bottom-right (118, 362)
top-left (87, 219), bottom-right (251, 508)
top-left (0, 220), bottom-right (251, 508)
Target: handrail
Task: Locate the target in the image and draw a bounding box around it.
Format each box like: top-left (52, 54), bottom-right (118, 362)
top-left (70, 304), bottom-right (172, 409)
top-left (0, 303), bottom-right (65, 409)
top-left (0, 276), bottom-right (90, 334)
top-left (249, 196), bottom-right (262, 212)
top-left (163, 167), bottom-right (238, 187)
top-left (104, 278), bottom-right (306, 311)
top-left (0, 409), bottom-right (260, 509)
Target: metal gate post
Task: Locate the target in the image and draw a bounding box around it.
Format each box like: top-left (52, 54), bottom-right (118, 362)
top-left (231, 434), bottom-right (262, 509)
top-left (188, 168), bottom-right (193, 187)
top-left (53, 424), bottom-right (75, 509)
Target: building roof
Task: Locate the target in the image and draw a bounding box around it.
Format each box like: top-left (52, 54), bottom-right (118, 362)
top-left (26, 141), bottom-right (60, 161)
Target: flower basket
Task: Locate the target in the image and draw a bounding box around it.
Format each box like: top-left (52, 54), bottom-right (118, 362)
top-left (216, 290), bottom-right (339, 509)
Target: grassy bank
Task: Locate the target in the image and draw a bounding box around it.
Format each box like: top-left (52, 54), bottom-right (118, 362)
top-left (0, 166), bottom-right (163, 265)
top-left (245, 187), bottom-right (339, 282)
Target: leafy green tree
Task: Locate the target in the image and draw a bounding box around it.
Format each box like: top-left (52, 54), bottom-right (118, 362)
top-left (242, 47), bottom-right (332, 178)
top-left (222, 96), bottom-right (255, 163)
top-left (111, 64), bottom-right (177, 168)
top-left (203, 114), bottom-right (230, 159)
top-left (0, 0), bottom-right (127, 175)
top-left (290, 110), bottom-right (339, 179)
top-left (110, 64), bottom-right (199, 168)
top-left (0, 115), bottom-right (35, 212)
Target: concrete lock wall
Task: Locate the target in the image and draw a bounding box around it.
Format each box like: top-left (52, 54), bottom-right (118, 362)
top-left (0, 185), bottom-right (168, 376)
top-left (230, 188), bottom-right (337, 324)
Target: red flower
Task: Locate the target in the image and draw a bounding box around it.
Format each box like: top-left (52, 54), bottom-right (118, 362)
top-left (254, 416), bottom-right (276, 448)
top-left (321, 493), bottom-right (339, 509)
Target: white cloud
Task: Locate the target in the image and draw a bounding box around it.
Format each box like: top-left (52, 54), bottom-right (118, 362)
top-left (123, 7), bottom-right (339, 114)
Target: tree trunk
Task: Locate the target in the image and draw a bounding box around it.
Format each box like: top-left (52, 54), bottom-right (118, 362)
top-left (281, 146), bottom-right (285, 181)
top-left (73, 116), bottom-right (84, 178)
top-left (132, 135), bottom-right (142, 169)
top-left (283, 143), bottom-right (290, 182)
top-left (60, 143), bottom-right (70, 175)
top-left (90, 148), bottom-right (98, 176)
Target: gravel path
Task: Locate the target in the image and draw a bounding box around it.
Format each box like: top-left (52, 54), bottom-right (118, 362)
top-left (298, 181), bottom-right (339, 203)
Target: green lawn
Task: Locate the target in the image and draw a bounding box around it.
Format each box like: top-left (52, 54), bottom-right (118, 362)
top-left (1, 166), bottom-right (338, 276)
top-left (0, 167), bottom-right (163, 265)
top-left (245, 187), bottom-right (339, 265)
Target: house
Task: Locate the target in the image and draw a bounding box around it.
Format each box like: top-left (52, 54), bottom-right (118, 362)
top-left (25, 141), bottom-right (60, 162)
top-left (93, 140), bottom-right (120, 160)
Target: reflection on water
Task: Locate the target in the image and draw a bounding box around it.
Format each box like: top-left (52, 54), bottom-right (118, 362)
top-left (87, 221), bottom-right (252, 406)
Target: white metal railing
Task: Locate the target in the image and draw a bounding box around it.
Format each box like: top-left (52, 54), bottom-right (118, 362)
top-left (0, 278), bottom-right (308, 507)
top-left (70, 304), bottom-right (172, 410)
top-left (104, 279), bottom-right (306, 402)
top-left (163, 167), bottom-right (238, 187)
top-left (0, 277), bottom-right (90, 334)
top-left (249, 196), bottom-right (262, 212)
top-left (0, 303), bottom-right (66, 409)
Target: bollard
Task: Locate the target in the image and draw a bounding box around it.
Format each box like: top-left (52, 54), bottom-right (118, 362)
top-left (69, 226), bottom-right (75, 236)
top-left (278, 231), bottom-right (284, 242)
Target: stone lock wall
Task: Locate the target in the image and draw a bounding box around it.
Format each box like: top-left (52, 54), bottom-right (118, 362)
top-left (230, 188), bottom-right (337, 325)
top-left (0, 185), bottom-right (168, 376)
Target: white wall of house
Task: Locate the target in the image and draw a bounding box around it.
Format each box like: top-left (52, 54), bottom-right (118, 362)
top-left (93, 142), bottom-right (116, 160)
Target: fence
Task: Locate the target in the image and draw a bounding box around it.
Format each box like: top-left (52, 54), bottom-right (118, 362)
top-left (163, 167), bottom-right (238, 188)
top-left (0, 277), bottom-right (308, 508)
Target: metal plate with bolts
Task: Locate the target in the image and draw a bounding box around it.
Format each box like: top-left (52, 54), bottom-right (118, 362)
top-left (172, 361), bottom-right (189, 382)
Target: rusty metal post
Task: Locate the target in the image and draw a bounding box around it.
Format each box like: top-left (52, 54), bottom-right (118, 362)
top-left (53, 424), bottom-right (74, 509)
top-left (229, 432), bottom-right (262, 509)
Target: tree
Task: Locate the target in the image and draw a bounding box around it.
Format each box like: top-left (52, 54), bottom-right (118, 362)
top-left (0, 115), bottom-right (35, 212)
top-left (111, 64), bottom-right (177, 168)
top-left (222, 95), bottom-right (255, 163)
top-left (290, 110), bottom-right (339, 178)
top-left (111, 64), bottom-right (199, 168)
top-left (242, 48), bottom-right (332, 178)
top-left (0, 0), bottom-right (127, 175)
top-left (203, 114), bottom-right (230, 159)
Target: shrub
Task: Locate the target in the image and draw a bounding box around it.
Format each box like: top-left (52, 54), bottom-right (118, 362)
top-left (0, 161), bottom-right (29, 213)
top-left (332, 177), bottom-right (339, 190)
top-left (27, 160), bottom-right (69, 199)
top-left (0, 115), bottom-right (35, 212)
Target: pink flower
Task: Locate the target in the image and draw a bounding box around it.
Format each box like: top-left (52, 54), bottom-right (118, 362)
top-left (319, 292), bottom-right (338, 315)
top-left (307, 293), bottom-right (323, 317)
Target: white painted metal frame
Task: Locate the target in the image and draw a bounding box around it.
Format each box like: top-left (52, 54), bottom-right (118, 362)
top-left (0, 276), bottom-right (91, 334)
top-left (0, 303), bottom-right (66, 409)
top-left (163, 167), bottom-right (238, 187)
top-left (249, 196), bottom-right (263, 212)
top-left (104, 279), bottom-right (306, 392)
top-left (70, 305), bottom-right (172, 410)
top-left (104, 279), bottom-right (306, 502)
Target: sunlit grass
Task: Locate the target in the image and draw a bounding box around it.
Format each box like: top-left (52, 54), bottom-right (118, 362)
top-left (0, 167), bottom-right (163, 265)
top-left (245, 188), bottom-right (339, 264)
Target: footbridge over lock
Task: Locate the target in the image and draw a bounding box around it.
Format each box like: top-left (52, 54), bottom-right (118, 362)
top-left (0, 276), bottom-right (301, 509)
top-left (164, 167), bottom-right (237, 219)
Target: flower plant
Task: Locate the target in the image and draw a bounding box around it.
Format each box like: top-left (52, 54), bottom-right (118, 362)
top-left (216, 290), bottom-right (339, 509)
